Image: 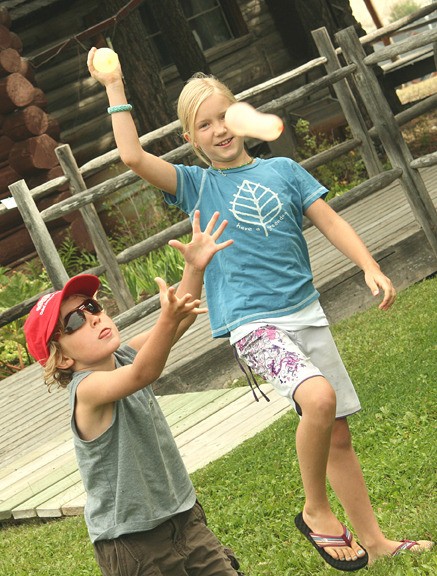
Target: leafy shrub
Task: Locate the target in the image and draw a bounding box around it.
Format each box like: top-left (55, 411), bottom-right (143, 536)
top-left (0, 265), bottom-right (50, 377)
top-left (294, 119), bottom-right (368, 200)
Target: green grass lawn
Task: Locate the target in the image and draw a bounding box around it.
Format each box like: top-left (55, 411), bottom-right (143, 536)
top-left (0, 276), bottom-right (436, 575)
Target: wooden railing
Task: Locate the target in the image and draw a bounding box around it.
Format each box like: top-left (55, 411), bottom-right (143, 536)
top-left (1, 7), bottom-right (436, 333)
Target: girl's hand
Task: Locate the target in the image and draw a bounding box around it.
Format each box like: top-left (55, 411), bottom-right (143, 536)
top-left (87, 47), bottom-right (123, 86)
top-left (168, 210), bottom-right (233, 271)
top-left (155, 277), bottom-right (207, 321)
top-left (364, 269), bottom-right (396, 311)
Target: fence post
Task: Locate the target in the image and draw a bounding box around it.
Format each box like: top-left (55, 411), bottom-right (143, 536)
top-left (311, 27), bottom-right (383, 178)
top-left (55, 144), bottom-right (135, 312)
top-left (9, 180), bottom-right (69, 290)
top-left (335, 26), bottom-right (437, 258)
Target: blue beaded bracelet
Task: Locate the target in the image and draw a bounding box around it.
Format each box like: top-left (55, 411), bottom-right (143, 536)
top-left (107, 104), bottom-right (133, 114)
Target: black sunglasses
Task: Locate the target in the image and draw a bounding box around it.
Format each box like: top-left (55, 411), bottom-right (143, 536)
top-left (62, 298), bottom-right (103, 335)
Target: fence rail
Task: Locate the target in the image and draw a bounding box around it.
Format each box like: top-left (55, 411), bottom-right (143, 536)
top-left (1, 8), bottom-right (437, 335)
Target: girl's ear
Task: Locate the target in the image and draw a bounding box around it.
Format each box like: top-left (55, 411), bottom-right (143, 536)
top-left (184, 132), bottom-right (199, 148)
top-left (56, 355), bottom-right (74, 370)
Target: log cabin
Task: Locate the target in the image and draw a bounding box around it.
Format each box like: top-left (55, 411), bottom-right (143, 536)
top-left (0, 0), bottom-right (420, 266)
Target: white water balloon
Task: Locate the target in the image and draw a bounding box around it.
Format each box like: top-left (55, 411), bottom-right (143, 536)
top-left (93, 48), bottom-right (119, 73)
top-left (225, 102), bottom-right (284, 141)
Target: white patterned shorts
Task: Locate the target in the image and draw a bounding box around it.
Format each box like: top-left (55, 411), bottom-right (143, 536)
top-left (234, 325), bottom-right (361, 418)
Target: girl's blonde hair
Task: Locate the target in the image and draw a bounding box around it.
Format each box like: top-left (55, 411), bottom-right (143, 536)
top-left (177, 72), bottom-right (237, 165)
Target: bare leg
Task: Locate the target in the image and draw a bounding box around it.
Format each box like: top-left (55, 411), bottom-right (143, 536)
top-left (294, 377), bottom-right (365, 562)
top-left (327, 418), bottom-right (434, 563)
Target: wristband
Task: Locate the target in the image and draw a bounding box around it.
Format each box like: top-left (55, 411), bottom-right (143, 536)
top-left (107, 104), bottom-right (133, 114)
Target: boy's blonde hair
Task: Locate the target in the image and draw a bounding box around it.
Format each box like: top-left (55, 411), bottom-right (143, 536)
top-left (42, 293), bottom-right (88, 390)
top-left (177, 73), bottom-right (237, 165)
top-left (43, 339), bottom-right (73, 390)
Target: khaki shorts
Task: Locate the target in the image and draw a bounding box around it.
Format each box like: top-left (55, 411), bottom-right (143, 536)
top-left (235, 325), bottom-right (361, 418)
top-left (93, 501), bottom-right (241, 576)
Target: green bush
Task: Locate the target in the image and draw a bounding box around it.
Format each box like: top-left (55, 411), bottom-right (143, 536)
top-left (294, 119), bottom-right (368, 200)
top-left (0, 265), bottom-right (50, 377)
top-left (0, 229), bottom-right (188, 376)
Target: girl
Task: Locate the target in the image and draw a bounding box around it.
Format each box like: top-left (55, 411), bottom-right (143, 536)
top-left (88, 48), bottom-right (433, 570)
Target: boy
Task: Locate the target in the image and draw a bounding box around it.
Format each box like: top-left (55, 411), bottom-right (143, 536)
top-left (24, 211), bottom-right (244, 576)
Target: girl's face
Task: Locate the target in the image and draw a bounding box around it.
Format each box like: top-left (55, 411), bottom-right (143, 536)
top-left (191, 92), bottom-right (251, 169)
top-left (56, 295), bottom-right (120, 372)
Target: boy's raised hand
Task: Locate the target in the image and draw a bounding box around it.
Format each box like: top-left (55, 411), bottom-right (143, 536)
top-left (154, 277), bottom-right (206, 320)
top-left (168, 210), bottom-right (233, 271)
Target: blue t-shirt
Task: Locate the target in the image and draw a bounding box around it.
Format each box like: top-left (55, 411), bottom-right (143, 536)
top-left (163, 157), bottom-right (327, 338)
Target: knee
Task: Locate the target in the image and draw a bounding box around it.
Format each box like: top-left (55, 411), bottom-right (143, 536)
top-left (296, 377), bottom-right (336, 422)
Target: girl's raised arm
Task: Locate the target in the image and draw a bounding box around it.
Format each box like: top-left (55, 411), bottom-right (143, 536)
top-left (87, 47), bottom-right (177, 195)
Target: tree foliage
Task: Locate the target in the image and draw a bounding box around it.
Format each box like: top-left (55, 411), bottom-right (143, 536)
top-left (389, 0), bottom-right (422, 23)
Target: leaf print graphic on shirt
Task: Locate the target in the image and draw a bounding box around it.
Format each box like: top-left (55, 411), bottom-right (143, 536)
top-left (229, 179), bottom-right (283, 237)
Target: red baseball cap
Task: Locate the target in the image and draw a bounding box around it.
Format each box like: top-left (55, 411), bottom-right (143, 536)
top-left (24, 274), bottom-right (101, 365)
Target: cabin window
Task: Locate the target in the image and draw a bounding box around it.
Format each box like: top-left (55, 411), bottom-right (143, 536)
top-left (140, 0), bottom-right (246, 68)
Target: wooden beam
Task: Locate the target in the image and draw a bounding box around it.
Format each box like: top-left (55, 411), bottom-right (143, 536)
top-left (8, 180), bottom-right (68, 290)
top-left (336, 26), bottom-right (437, 257)
top-left (55, 144), bottom-right (135, 312)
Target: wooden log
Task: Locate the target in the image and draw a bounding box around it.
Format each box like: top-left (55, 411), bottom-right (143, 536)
top-left (33, 53), bottom-right (89, 93)
top-left (9, 134), bottom-right (58, 175)
top-left (410, 151), bottom-right (437, 169)
top-left (0, 24), bottom-right (12, 50)
top-left (0, 225), bottom-right (32, 266)
top-left (0, 202), bottom-right (26, 234)
top-left (27, 165), bottom-right (66, 190)
top-left (336, 26), bottom-right (437, 257)
top-left (40, 169), bottom-right (140, 222)
top-left (46, 117), bottom-right (61, 140)
top-left (2, 106), bottom-right (49, 141)
top-left (0, 134), bottom-right (13, 163)
top-left (117, 219), bottom-right (192, 264)
top-left (19, 58), bottom-right (35, 83)
top-left (300, 138), bottom-right (360, 172)
top-left (359, 4), bottom-right (437, 48)
top-left (50, 190), bottom-right (80, 224)
top-left (364, 28), bottom-right (437, 66)
top-left (69, 215), bottom-right (94, 252)
top-left (0, 164), bottom-right (20, 195)
top-left (0, 73), bottom-right (35, 114)
top-left (55, 144), bottom-right (135, 311)
top-left (9, 31), bottom-right (23, 54)
top-left (31, 88), bottom-right (48, 110)
top-left (9, 180), bottom-right (69, 288)
top-left (312, 27), bottom-right (382, 178)
top-left (0, 48), bottom-right (21, 77)
top-left (0, 221), bottom-right (65, 267)
top-left (0, 7), bottom-right (12, 29)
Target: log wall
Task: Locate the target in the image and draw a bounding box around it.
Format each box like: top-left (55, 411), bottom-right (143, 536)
top-left (0, 0), bottom-right (304, 266)
top-left (1, 1), bottom-right (436, 268)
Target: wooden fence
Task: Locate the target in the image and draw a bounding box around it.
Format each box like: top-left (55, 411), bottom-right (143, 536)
top-left (1, 8), bottom-right (437, 334)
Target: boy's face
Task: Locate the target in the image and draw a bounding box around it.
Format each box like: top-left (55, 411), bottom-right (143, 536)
top-left (192, 92), bottom-right (248, 169)
top-left (56, 295), bottom-right (120, 371)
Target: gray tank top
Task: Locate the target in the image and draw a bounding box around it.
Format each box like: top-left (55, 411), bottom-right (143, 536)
top-left (68, 344), bottom-right (196, 542)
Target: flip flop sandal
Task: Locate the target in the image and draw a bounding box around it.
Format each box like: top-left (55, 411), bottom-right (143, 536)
top-left (391, 540), bottom-right (420, 556)
top-left (295, 512), bottom-right (369, 572)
